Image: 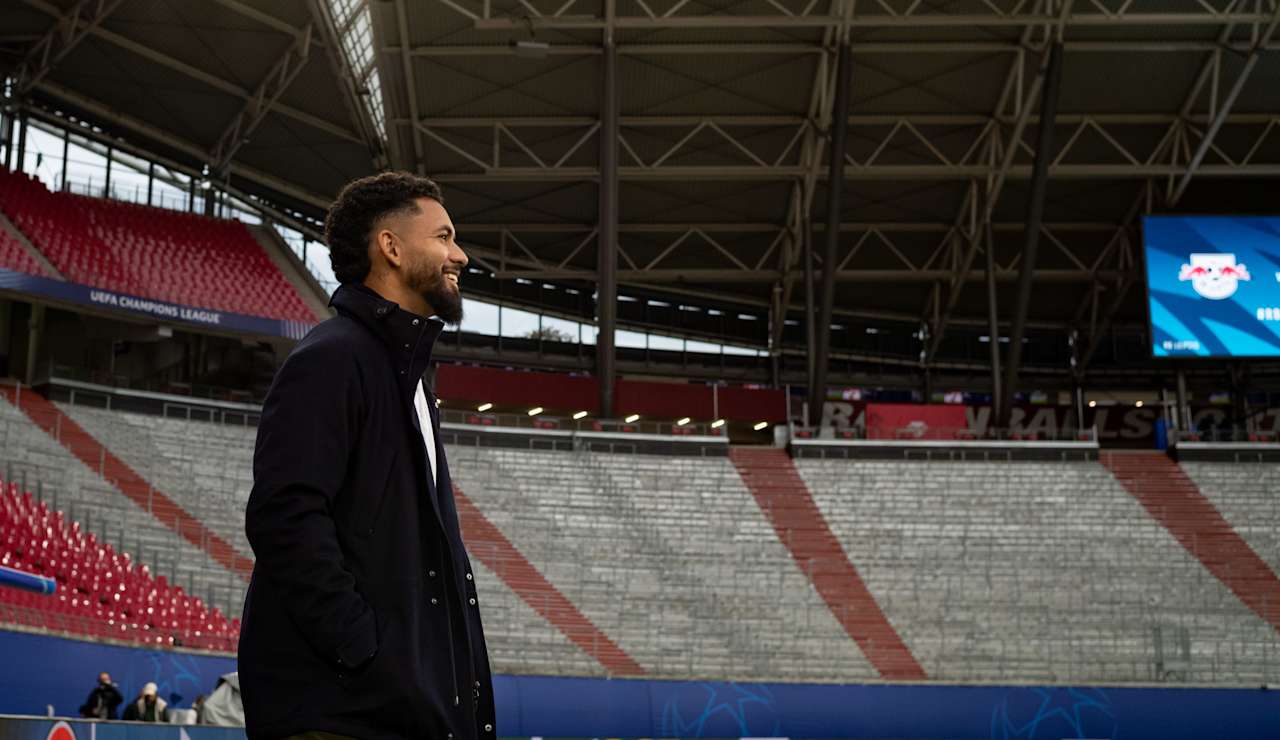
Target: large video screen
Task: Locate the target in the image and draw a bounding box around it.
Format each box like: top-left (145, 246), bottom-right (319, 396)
top-left (1144, 215), bottom-right (1280, 357)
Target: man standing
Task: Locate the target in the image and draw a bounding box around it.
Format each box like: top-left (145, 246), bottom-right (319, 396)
top-left (239, 172), bottom-right (495, 740)
top-left (79, 672), bottom-right (123, 719)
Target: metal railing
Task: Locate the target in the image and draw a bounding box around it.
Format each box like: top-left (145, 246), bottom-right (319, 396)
top-left (1171, 427), bottom-right (1279, 444)
top-left (791, 425), bottom-right (1098, 442)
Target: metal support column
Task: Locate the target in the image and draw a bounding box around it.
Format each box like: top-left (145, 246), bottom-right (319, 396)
top-left (596, 33), bottom-right (619, 418)
top-left (25, 303), bottom-right (44, 385)
top-left (803, 224), bottom-right (816, 424)
top-left (0, 107), bottom-right (11, 170)
top-left (15, 111), bottom-right (28, 171)
top-left (769, 282), bottom-right (782, 388)
top-left (984, 222), bottom-right (1002, 424)
top-left (1176, 368), bottom-right (1189, 430)
top-left (146, 161), bottom-right (154, 205)
top-left (809, 39), bottom-right (852, 427)
top-left (104, 145), bottom-right (113, 198)
top-left (60, 127), bottom-right (69, 191)
top-left (1001, 41), bottom-right (1064, 425)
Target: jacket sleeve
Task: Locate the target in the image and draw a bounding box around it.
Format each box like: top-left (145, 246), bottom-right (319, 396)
top-left (245, 338), bottom-right (377, 669)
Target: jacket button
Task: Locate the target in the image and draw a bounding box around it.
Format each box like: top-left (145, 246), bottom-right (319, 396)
top-left (465, 573), bottom-right (473, 581)
top-left (475, 681), bottom-right (481, 688)
top-left (430, 597), bottom-right (438, 605)
top-left (484, 724), bottom-right (493, 732)
top-left (412, 318), bottom-right (420, 326)
top-left (403, 343), bottom-right (410, 349)
top-left (428, 570), bottom-right (436, 577)
top-left (469, 597), bottom-right (477, 606)
top-left (400, 370), bottom-right (406, 375)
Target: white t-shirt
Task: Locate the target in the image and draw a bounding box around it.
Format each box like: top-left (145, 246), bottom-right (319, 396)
top-left (413, 380), bottom-right (438, 486)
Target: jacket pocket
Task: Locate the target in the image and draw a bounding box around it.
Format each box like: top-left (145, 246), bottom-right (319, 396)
top-left (358, 449), bottom-right (398, 536)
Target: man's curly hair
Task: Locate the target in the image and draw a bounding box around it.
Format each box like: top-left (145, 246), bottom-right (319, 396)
top-left (324, 171), bottom-right (444, 284)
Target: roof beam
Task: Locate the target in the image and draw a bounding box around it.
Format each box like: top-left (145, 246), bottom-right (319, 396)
top-left (14, 0), bottom-right (124, 95)
top-left (488, 268), bottom-right (1117, 284)
top-left (394, 0), bottom-right (426, 174)
top-left (389, 39), bottom-right (1280, 56)
top-left (17, 0), bottom-right (362, 145)
top-left (1169, 5), bottom-right (1280, 206)
top-left (207, 0), bottom-right (316, 41)
top-left (470, 11), bottom-right (1278, 31)
top-left (211, 24), bottom-right (314, 174)
top-left (427, 163), bottom-right (1280, 182)
top-left (459, 222), bottom-right (1119, 233)
top-left (26, 82), bottom-right (333, 210)
top-left (307, 0), bottom-right (389, 168)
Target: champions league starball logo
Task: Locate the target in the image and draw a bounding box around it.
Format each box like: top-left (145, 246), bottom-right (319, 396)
top-left (1178, 253), bottom-right (1251, 300)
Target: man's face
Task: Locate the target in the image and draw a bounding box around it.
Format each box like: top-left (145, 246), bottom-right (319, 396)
top-left (387, 197), bottom-right (468, 323)
top-left (99, 673), bottom-right (110, 685)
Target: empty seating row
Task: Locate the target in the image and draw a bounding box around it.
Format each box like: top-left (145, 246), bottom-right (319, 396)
top-left (0, 169), bottom-right (314, 322)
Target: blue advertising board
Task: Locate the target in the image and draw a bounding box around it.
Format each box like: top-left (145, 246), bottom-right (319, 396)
top-left (0, 269), bottom-right (315, 340)
top-left (1144, 215), bottom-right (1280, 357)
top-left (4, 629), bottom-right (1280, 739)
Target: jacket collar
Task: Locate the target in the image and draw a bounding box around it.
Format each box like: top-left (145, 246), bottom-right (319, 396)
top-left (329, 283), bottom-right (444, 391)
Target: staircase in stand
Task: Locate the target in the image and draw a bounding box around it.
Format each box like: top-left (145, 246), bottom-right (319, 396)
top-left (729, 447), bottom-right (926, 680)
top-left (1101, 450), bottom-right (1280, 633)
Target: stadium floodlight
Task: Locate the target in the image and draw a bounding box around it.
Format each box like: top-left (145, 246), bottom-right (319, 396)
top-left (1088, 400), bottom-right (1097, 408)
top-left (527, 407), bottom-right (544, 416)
top-left (711, 419), bottom-right (725, 429)
top-left (512, 40), bottom-right (550, 58)
top-left (624, 414), bottom-right (640, 423)
top-left (477, 403), bottom-right (493, 412)
top-left (573, 411), bottom-right (588, 420)
top-left (753, 421), bottom-right (768, 431)
top-left (676, 417), bottom-right (691, 426)
top-left (1135, 401), bottom-right (1144, 408)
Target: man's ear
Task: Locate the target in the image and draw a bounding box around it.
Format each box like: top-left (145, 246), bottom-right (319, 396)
top-left (373, 228), bottom-right (401, 269)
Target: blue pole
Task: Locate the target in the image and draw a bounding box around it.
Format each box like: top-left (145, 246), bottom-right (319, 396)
top-left (0, 564), bottom-right (56, 595)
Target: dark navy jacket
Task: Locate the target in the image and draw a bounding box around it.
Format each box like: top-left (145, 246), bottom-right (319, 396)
top-left (239, 283), bottom-right (495, 740)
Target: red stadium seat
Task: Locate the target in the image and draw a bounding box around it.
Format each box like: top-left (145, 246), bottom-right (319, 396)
top-left (0, 479), bottom-right (239, 651)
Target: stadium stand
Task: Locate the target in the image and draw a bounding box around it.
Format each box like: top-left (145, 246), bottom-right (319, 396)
top-left (4, 388), bottom-right (1280, 687)
top-left (0, 481), bottom-right (238, 651)
top-left (794, 458), bottom-right (1280, 683)
top-left (0, 390), bottom-right (246, 619)
top-left (0, 170), bottom-right (314, 322)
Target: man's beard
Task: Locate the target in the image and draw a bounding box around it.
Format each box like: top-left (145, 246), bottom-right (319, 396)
top-left (410, 261), bottom-right (464, 324)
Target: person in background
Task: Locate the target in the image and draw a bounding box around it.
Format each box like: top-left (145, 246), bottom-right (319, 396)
top-left (78, 672), bottom-right (123, 719)
top-left (122, 682), bottom-right (169, 722)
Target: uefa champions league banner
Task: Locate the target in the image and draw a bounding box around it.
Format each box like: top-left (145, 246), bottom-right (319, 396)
top-left (0, 269), bottom-right (314, 340)
top-left (1144, 215), bottom-right (1280, 357)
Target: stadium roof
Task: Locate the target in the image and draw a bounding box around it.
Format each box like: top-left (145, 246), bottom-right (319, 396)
top-left (4, 0), bottom-right (1280, 373)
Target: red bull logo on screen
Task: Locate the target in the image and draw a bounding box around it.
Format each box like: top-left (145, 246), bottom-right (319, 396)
top-left (1178, 253), bottom-right (1251, 300)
